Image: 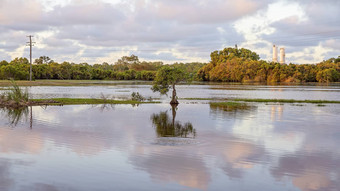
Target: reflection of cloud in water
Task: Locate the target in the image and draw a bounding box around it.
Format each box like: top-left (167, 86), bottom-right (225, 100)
top-left (232, 108), bottom-right (304, 154)
top-left (221, 143), bottom-right (258, 178)
top-left (0, 128), bottom-right (43, 154)
top-left (33, 106), bottom-right (61, 124)
top-left (0, 105), bottom-right (143, 156)
top-left (129, 148), bottom-right (210, 190)
top-left (293, 173), bottom-right (331, 191)
top-left (20, 183), bottom-right (72, 191)
top-left (203, 134), bottom-right (266, 179)
top-left (0, 103), bottom-right (338, 190)
top-left (0, 158), bottom-right (34, 191)
top-left (129, 131), bottom-right (268, 189)
top-left (271, 151), bottom-right (340, 191)
top-left (0, 159), bottom-right (13, 191)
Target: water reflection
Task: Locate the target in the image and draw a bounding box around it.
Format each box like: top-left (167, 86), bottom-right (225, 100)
top-left (0, 106), bottom-right (32, 127)
top-left (270, 105), bottom-right (283, 121)
top-left (0, 158), bottom-right (14, 191)
top-left (151, 105), bottom-right (196, 138)
top-left (271, 151), bottom-right (340, 191)
top-left (209, 102), bottom-right (256, 120)
top-left (0, 102), bottom-right (339, 190)
top-left (90, 103), bottom-right (115, 112)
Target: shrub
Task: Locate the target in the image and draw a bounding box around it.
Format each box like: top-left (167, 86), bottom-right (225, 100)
top-left (0, 81), bottom-right (29, 106)
top-left (131, 92), bottom-right (145, 101)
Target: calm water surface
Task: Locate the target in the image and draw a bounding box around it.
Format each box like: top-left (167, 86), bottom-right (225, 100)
top-left (0, 83), bottom-right (340, 191)
top-left (22, 82), bottom-right (340, 101)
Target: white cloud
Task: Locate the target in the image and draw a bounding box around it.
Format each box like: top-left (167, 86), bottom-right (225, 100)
top-left (0, 0), bottom-right (339, 64)
top-left (233, 0), bottom-right (307, 61)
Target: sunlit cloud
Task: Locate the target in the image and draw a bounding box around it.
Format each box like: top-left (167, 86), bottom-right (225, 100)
top-left (0, 0), bottom-right (339, 64)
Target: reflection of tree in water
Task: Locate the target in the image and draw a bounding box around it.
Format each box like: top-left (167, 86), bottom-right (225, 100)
top-left (91, 103), bottom-right (115, 112)
top-left (0, 106), bottom-right (32, 128)
top-left (151, 105), bottom-right (196, 138)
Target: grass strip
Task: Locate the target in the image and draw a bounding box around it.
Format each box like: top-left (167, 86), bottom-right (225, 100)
top-left (232, 98), bottom-right (340, 104)
top-left (182, 97), bottom-right (340, 104)
top-left (31, 98), bottom-right (160, 106)
top-left (210, 101), bottom-right (251, 110)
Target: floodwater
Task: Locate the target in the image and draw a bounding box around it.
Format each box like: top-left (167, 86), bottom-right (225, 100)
top-left (0, 83), bottom-right (340, 191)
top-left (23, 82), bottom-right (340, 101)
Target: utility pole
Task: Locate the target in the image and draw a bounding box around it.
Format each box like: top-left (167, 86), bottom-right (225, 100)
top-left (26, 35), bottom-right (34, 81)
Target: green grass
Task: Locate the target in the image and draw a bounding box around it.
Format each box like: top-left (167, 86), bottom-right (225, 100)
top-left (210, 101), bottom-right (251, 111)
top-left (182, 97), bottom-right (340, 104)
top-left (31, 98), bottom-right (160, 105)
top-left (0, 81), bottom-right (29, 107)
top-left (232, 98), bottom-right (340, 104)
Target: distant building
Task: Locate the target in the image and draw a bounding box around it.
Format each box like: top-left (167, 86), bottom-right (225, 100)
top-left (272, 45), bottom-right (285, 64)
top-left (280, 48), bottom-right (285, 64)
top-left (272, 45), bottom-right (278, 62)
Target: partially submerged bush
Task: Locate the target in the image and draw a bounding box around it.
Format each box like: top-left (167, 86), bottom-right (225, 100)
top-left (0, 81), bottom-right (29, 107)
top-left (131, 92), bottom-right (145, 101)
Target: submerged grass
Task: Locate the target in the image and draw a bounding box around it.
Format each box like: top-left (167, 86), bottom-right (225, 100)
top-left (182, 97), bottom-right (340, 104)
top-left (210, 101), bottom-right (251, 111)
top-left (232, 98), bottom-right (340, 104)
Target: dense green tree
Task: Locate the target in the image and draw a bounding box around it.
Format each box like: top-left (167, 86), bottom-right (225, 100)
top-left (316, 68), bottom-right (340, 82)
top-left (151, 65), bottom-right (191, 104)
top-left (34, 56), bottom-right (54, 65)
top-left (1, 52), bottom-right (339, 83)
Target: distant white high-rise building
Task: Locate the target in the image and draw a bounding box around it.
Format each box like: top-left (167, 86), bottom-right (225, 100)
top-left (272, 45), bottom-right (278, 62)
top-left (280, 48), bottom-right (285, 64)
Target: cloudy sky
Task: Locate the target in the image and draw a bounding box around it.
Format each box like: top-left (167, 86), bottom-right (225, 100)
top-left (0, 0), bottom-right (339, 64)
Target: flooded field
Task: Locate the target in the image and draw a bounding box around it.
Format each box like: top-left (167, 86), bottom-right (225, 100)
top-left (22, 82), bottom-right (340, 101)
top-left (0, 83), bottom-right (340, 191)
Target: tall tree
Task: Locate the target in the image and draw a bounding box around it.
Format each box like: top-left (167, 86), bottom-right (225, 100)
top-left (151, 65), bottom-right (191, 104)
top-left (34, 56), bottom-right (54, 65)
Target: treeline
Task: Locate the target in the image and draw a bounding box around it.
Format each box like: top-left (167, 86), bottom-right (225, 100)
top-left (198, 47), bottom-right (340, 83)
top-left (1, 48), bottom-right (339, 83)
top-left (0, 55), bottom-right (205, 81)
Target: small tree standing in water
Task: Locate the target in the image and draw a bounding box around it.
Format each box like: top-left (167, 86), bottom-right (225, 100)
top-left (151, 65), bottom-right (190, 105)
